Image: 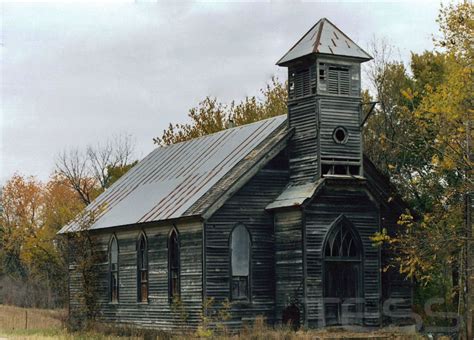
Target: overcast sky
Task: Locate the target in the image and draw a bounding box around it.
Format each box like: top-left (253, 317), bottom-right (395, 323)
top-left (1, 1), bottom-right (449, 184)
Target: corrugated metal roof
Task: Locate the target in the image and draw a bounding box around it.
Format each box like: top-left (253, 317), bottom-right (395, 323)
top-left (277, 18), bottom-right (372, 65)
top-left (59, 115), bottom-right (287, 233)
top-left (266, 179), bottom-right (325, 210)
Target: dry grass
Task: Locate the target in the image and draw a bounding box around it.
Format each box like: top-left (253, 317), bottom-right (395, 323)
top-left (0, 305), bottom-right (65, 332)
top-left (0, 306), bottom-right (425, 339)
top-left (0, 305), bottom-right (129, 339)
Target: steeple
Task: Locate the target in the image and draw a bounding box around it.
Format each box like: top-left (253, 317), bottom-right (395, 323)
top-left (278, 19), bottom-right (372, 183)
top-left (277, 18), bottom-right (372, 66)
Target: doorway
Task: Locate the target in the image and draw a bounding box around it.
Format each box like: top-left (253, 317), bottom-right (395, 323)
top-left (323, 216), bottom-right (363, 326)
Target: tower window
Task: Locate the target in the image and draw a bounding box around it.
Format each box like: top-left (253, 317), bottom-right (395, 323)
top-left (319, 63), bottom-right (327, 92)
top-left (333, 126), bottom-right (348, 144)
top-left (334, 164), bottom-right (347, 175)
top-left (328, 66), bottom-right (350, 95)
top-left (289, 67), bottom-right (312, 98)
top-left (319, 68), bottom-right (326, 80)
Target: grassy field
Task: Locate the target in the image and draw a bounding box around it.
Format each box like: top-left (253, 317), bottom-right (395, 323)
top-left (0, 305), bottom-right (428, 339)
top-left (0, 305), bottom-right (130, 339)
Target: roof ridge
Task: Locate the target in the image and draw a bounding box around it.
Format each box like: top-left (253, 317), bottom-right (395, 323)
top-left (276, 19), bottom-right (322, 65)
top-left (156, 114), bottom-right (287, 150)
top-left (320, 18), bottom-right (372, 60)
top-left (277, 17), bottom-right (372, 65)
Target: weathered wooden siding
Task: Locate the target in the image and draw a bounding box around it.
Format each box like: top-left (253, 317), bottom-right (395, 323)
top-left (274, 208), bottom-right (305, 323)
top-left (319, 98), bottom-right (361, 162)
top-left (205, 166), bottom-right (289, 329)
top-left (68, 219), bottom-right (203, 331)
top-left (304, 183), bottom-right (381, 327)
top-left (287, 65), bottom-right (319, 184)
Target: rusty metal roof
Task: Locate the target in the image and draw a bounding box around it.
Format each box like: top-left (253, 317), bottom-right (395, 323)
top-left (277, 18), bottom-right (372, 65)
top-left (59, 115), bottom-right (288, 233)
top-left (265, 179), bottom-right (325, 210)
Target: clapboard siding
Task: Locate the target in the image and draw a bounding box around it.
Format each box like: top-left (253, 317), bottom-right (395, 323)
top-left (205, 167), bottom-right (289, 329)
top-left (274, 209), bottom-right (305, 323)
top-left (304, 184), bottom-right (381, 327)
top-left (287, 96), bottom-right (319, 184)
top-left (319, 98), bottom-right (361, 161)
top-left (68, 220), bottom-right (203, 331)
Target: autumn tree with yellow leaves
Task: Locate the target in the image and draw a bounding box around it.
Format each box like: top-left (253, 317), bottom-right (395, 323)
top-left (368, 2), bottom-right (473, 336)
top-left (0, 174), bottom-right (84, 307)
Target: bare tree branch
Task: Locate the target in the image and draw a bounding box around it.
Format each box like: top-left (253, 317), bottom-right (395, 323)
top-left (55, 134), bottom-right (136, 205)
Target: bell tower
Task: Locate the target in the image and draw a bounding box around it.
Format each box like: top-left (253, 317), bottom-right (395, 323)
top-left (277, 18), bottom-right (372, 183)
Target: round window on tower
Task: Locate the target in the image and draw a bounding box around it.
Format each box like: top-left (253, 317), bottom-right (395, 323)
top-left (333, 126), bottom-right (349, 144)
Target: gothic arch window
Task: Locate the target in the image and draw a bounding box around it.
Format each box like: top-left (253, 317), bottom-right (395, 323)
top-left (324, 219), bottom-right (361, 259)
top-left (109, 235), bottom-right (119, 303)
top-left (168, 228), bottom-right (180, 300)
top-left (137, 232), bottom-right (148, 303)
top-left (323, 216), bottom-right (363, 326)
top-left (230, 224), bottom-right (251, 300)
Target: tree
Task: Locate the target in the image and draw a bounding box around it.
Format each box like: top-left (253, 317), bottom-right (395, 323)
top-left (0, 174), bottom-right (84, 308)
top-left (0, 175), bottom-right (43, 280)
top-left (153, 77), bottom-right (287, 146)
top-left (56, 133), bottom-right (136, 205)
top-left (369, 2), bottom-right (473, 335)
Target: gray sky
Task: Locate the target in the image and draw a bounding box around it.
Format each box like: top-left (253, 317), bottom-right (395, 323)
top-left (1, 1), bottom-right (447, 184)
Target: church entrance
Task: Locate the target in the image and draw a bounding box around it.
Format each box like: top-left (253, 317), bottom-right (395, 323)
top-left (323, 216), bottom-right (363, 326)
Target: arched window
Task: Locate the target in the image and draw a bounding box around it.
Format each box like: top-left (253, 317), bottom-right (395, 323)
top-left (168, 228), bottom-right (180, 300)
top-left (137, 232), bottom-right (148, 302)
top-left (323, 216), bottom-right (363, 326)
top-left (324, 221), bottom-right (361, 259)
top-left (230, 224), bottom-right (251, 300)
top-left (109, 235), bottom-right (119, 303)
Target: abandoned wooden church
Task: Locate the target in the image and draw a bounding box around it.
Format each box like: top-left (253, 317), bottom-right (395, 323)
top-left (60, 18), bottom-right (412, 330)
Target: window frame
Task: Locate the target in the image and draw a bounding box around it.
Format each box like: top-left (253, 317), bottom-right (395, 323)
top-left (137, 231), bottom-right (149, 303)
top-left (322, 215), bottom-right (365, 326)
top-left (317, 60), bottom-right (360, 97)
top-left (168, 227), bottom-right (180, 302)
top-left (229, 223), bottom-right (252, 302)
top-left (108, 234), bottom-right (119, 303)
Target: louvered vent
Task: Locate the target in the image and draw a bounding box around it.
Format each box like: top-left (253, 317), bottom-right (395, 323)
top-left (295, 68), bottom-right (310, 97)
top-left (328, 66), bottom-right (350, 95)
top-left (289, 65), bottom-right (316, 99)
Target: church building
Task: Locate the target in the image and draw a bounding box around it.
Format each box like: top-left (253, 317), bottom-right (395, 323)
top-left (60, 18), bottom-right (412, 330)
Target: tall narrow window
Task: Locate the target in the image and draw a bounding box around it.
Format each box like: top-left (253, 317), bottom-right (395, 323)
top-left (230, 224), bottom-right (251, 300)
top-left (168, 228), bottom-right (180, 300)
top-left (323, 216), bottom-right (363, 326)
top-left (137, 233), bottom-right (148, 302)
top-left (109, 235), bottom-right (119, 303)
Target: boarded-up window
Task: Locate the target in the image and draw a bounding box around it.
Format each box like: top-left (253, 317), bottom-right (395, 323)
top-left (168, 229), bottom-right (180, 300)
top-left (137, 233), bottom-right (148, 302)
top-left (109, 235), bottom-right (119, 303)
top-left (230, 224), bottom-right (251, 300)
top-left (319, 63), bottom-right (356, 96)
top-left (328, 66), bottom-right (350, 96)
top-left (289, 65), bottom-right (316, 99)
